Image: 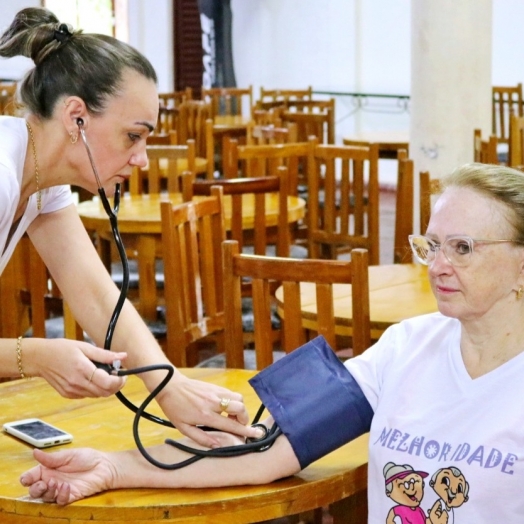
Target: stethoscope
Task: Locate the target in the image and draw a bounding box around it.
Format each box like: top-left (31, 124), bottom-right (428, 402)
top-left (76, 118), bottom-right (281, 469)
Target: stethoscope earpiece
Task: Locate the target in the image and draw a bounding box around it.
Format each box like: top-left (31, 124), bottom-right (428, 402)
top-left (76, 117), bottom-right (84, 127)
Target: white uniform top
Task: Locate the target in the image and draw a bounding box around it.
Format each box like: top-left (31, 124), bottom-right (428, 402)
top-left (345, 312), bottom-right (524, 523)
top-left (0, 116), bottom-right (72, 275)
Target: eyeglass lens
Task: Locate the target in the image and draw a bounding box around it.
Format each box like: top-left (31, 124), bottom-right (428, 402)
top-left (410, 236), bottom-right (473, 267)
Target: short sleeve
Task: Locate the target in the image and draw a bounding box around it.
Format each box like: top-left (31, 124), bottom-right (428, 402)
top-left (344, 322), bottom-right (405, 411)
top-left (40, 185), bottom-right (73, 214)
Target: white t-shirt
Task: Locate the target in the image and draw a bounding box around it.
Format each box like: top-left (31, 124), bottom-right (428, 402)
top-left (345, 312), bottom-right (524, 523)
top-left (0, 116), bottom-right (72, 275)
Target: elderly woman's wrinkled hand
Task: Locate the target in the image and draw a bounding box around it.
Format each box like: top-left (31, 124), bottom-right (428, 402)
top-left (20, 448), bottom-right (116, 505)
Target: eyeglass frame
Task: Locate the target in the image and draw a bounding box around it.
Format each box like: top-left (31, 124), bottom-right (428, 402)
top-left (408, 234), bottom-right (522, 267)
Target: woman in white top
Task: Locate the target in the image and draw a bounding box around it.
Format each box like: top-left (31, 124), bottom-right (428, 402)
top-left (21, 162), bottom-right (524, 522)
top-left (0, 7), bottom-right (259, 448)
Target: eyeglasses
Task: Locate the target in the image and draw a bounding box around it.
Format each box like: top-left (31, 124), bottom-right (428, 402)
top-left (408, 234), bottom-right (519, 267)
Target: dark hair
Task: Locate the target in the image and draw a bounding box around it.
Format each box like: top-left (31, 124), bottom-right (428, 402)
top-left (0, 7), bottom-right (157, 119)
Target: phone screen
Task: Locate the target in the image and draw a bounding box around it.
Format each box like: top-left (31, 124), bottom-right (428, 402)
top-left (11, 420), bottom-right (68, 439)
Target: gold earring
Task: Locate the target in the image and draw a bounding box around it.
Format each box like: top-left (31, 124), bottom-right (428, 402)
top-left (69, 131), bottom-right (78, 144)
top-left (517, 287), bottom-right (523, 300)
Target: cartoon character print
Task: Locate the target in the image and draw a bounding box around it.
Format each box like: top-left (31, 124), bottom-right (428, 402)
top-left (427, 467), bottom-right (469, 524)
top-left (383, 462), bottom-right (429, 524)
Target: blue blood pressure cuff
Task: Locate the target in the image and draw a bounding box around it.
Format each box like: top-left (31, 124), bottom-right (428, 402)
top-left (249, 336), bottom-right (373, 469)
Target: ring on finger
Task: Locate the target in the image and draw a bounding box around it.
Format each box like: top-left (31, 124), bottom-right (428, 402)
top-left (88, 367), bottom-right (97, 384)
top-left (219, 397), bottom-right (231, 413)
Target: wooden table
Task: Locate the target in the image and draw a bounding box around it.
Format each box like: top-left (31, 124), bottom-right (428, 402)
top-left (78, 193), bottom-right (306, 319)
top-left (343, 130), bottom-right (409, 159)
top-left (0, 368), bottom-right (368, 523)
top-left (275, 263), bottom-right (438, 340)
top-left (213, 115), bottom-right (251, 134)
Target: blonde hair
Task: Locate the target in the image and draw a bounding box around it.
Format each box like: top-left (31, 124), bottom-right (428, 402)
top-left (440, 163), bottom-right (524, 243)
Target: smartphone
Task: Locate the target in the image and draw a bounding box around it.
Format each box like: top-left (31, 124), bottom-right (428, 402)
top-left (3, 418), bottom-right (73, 448)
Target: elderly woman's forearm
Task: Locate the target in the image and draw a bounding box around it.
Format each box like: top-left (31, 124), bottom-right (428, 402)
top-left (111, 437), bottom-right (301, 489)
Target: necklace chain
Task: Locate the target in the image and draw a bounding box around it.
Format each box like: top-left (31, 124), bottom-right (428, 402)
top-left (25, 121), bottom-right (41, 211)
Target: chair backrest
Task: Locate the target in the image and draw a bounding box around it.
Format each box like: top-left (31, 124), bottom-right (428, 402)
top-left (259, 86), bottom-right (313, 103)
top-left (419, 171), bottom-right (441, 233)
top-left (222, 240), bottom-right (371, 369)
top-left (201, 86), bottom-right (253, 117)
top-left (223, 139), bottom-right (310, 196)
top-left (154, 106), bottom-right (179, 136)
top-left (473, 129), bottom-right (498, 164)
top-left (0, 235), bottom-right (82, 340)
top-left (147, 130), bottom-right (178, 146)
top-left (190, 171), bottom-right (291, 257)
top-left (509, 114), bottom-right (524, 168)
top-left (492, 83), bottom-right (523, 145)
top-left (160, 186), bottom-right (226, 366)
top-left (246, 122), bottom-right (298, 146)
top-left (307, 142), bottom-right (380, 264)
top-left (129, 142), bottom-right (196, 195)
top-left (158, 87), bottom-right (193, 109)
top-left (394, 150), bottom-right (414, 264)
top-left (177, 100), bottom-right (212, 158)
top-left (280, 108), bottom-right (335, 144)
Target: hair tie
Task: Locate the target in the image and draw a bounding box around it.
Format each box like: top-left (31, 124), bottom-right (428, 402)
top-left (54, 23), bottom-right (73, 43)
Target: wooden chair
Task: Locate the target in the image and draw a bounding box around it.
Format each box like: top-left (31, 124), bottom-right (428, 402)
top-left (419, 171), bottom-right (441, 233)
top-left (129, 142), bottom-right (196, 195)
top-left (222, 240), bottom-right (371, 369)
top-left (176, 100), bottom-right (214, 177)
top-left (307, 142), bottom-right (380, 264)
top-left (201, 86), bottom-right (253, 117)
top-left (509, 114), bottom-right (524, 168)
top-left (223, 140), bottom-right (310, 194)
top-left (394, 150), bottom-right (414, 264)
top-left (251, 106), bottom-right (285, 126)
top-left (189, 172), bottom-right (292, 258)
top-left (492, 83), bottom-right (523, 147)
top-left (158, 87), bottom-right (192, 109)
top-left (259, 86), bottom-right (313, 103)
top-left (188, 173), bottom-right (293, 352)
top-left (280, 107), bottom-right (335, 144)
top-left (160, 187), bottom-right (226, 367)
top-left (0, 236), bottom-right (82, 341)
top-left (154, 106), bottom-right (178, 137)
top-left (246, 122), bottom-right (298, 146)
top-left (473, 129), bottom-right (498, 164)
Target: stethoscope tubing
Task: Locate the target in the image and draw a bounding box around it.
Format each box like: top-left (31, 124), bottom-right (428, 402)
top-left (77, 120), bottom-right (278, 469)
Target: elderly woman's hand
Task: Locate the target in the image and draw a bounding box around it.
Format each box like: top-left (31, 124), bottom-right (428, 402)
top-left (20, 448), bottom-right (116, 504)
top-left (25, 339), bottom-right (127, 398)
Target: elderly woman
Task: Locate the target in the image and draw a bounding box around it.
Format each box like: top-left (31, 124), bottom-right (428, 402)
top-left (20, 162), bottom-right (524, 522)
top-left (0, 7), bottom-right (260, 448)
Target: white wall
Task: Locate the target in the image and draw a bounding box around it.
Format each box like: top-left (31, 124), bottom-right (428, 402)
top-left (127, 0), bottom-right (173, 92)
top-left (0, 0), bottom-right (174, 92)
top-left (2, 1), bottom-right (523, 183)
top-left (0, 0), bottom-right (38, 81)
top-left (229, 0), bottom-right (524, 185)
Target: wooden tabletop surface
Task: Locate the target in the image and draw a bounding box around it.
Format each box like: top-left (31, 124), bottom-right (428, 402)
top-left (275, 262), bottom-right (438, 339)
top-left (213, 115), bottom-right (252, 133)
top-left (78, 193), bottom-right (306, 320)
top-left (77, 193), bottom-right (306, 234)
top-left (0, 368), bottom-right (368, 523)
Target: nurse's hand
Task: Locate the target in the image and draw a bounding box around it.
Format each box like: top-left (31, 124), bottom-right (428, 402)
top-left (24, 338), bottom-right (127, 398)
top-left (156, 374), bottom-right (263, 448)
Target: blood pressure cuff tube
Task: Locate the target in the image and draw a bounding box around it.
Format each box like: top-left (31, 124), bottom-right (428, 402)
top-left (249, 336), bottom-right (373, 469)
